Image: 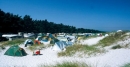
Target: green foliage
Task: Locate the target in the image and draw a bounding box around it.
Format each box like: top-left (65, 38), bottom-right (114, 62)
top-left (0, 9), bottom-right (104, 33)
top-left (121, 63), bottom-right (130, 67)
top-left (39, 61), bottom-right (91, 67)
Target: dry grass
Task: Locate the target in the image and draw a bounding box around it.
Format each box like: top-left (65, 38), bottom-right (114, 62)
top-left (58, 44), bottom-right (105, 57)
top-left (39, 61), bottom-right (92, 67)
top-left (0, 38), bottom-right (31, 46)
top-left (98, 31), bottom-right (127, 47)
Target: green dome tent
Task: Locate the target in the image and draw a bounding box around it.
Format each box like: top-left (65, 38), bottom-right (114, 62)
top-left (4, 45), bottom-right (27, 56)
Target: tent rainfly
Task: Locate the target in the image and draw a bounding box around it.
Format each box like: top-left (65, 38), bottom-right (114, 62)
top-left (4, 45), bottom-right (27, 56)
top-left (52, 41), bottom-right (73, 51)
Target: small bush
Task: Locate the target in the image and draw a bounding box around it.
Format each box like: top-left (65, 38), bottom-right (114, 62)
top-left (112, 45), bottom-right (122, 49)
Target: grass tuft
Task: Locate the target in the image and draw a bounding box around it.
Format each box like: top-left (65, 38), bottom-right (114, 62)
top-left (98, 31), bottom-right (127, 47)
top-left (1, 38), bottom-right (28, 46)
top-left (39, 61), bottom-right (91, 67)
top-left (121, 63), bottom-right (130, 67)
top-left (28, 44), bottom-right (45, 51)
top-left (58, 44), bottom-right (105, 57)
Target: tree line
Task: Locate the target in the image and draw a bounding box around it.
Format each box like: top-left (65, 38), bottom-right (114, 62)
top-left (0, 9), bottom-right (105, 34)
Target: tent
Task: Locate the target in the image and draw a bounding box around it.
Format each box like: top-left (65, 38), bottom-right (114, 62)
top-left (40, 36), bottom-right (51, 45)
top-left (34, 36), bottom-right (42, 45)
top-left (65, 35), bottom-right (76, 39)
top-left (4, 45), bottom-right (27, 56)
top-left (65, 35), bottom-right (76, 42)
top-left (24, 39), bottom-right (33, 47)
top-left (57, 36), bottom-right (67, 41)
top-left (105, 34), bottom-right (109, 37)
top-left (50, 38), bottom-right (59, 44)
top-left (48, 33), bottom-right (55, 39)
top-left (67, 41), bottom-right (73, 45)
top-left (40, 40), bottom-right (50, 45)
top-left (52, 41), bottom-right (73, 51)
top-left (34, 36), bottom-right (52, 45)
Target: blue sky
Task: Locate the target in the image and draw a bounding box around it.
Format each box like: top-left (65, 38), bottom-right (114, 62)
top-left (0, 0), bottom-right (130, 31)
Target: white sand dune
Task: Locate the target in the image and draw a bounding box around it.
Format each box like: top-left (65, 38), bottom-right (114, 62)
top-left (80, 36), bottom-right (105, 45)
top-left (0, 36), bottom-right (130, 67)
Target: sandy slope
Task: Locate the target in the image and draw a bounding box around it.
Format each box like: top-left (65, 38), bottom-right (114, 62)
top-left (0, 36), bottom-right (130, 67)
top-left (80, 36), bottom-right (105, 45)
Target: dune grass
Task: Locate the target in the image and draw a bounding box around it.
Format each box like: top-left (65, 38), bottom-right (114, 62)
top-left (28, 43), bottom-right (53, 51)
top-left (98, 31), bottom-right (127, 47)
top-left (121, 63), bottom-right (130, 67)
top-left (58, 44), bottom-right (104, 57)
top-left (28, 44), bottom-right (44, 51)
top-left (0, 38), bottom-right (30, 46)
top-left (0, 38), bottom-right (28, 50)
top-left (13, 65), bottom-right (27, 67)
top-left (39, 61), bottom-right (92, 67)
top-left (77, 35), bottom-right (98, 40)
top-left (0, 37), bottom-right (53, 51)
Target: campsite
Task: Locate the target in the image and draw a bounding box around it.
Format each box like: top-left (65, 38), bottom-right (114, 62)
top-left (0, 0), bottom-right (130, 66)
top-left (0, 31), bottom-right (130, 67)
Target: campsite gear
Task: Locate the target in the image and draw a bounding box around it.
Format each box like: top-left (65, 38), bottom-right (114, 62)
top-left (77, 37), bottom-right (81, 40)
top-left (77, 37), bottom-right (81, 43)
top-left (24, 39), bottom-right (33, 47)
top-left (35, 50), bottom-right (40, 55)
top-left (4, 45), bottom-right (27, 56)
top-left (33, 50), bottom-right (42, 55)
